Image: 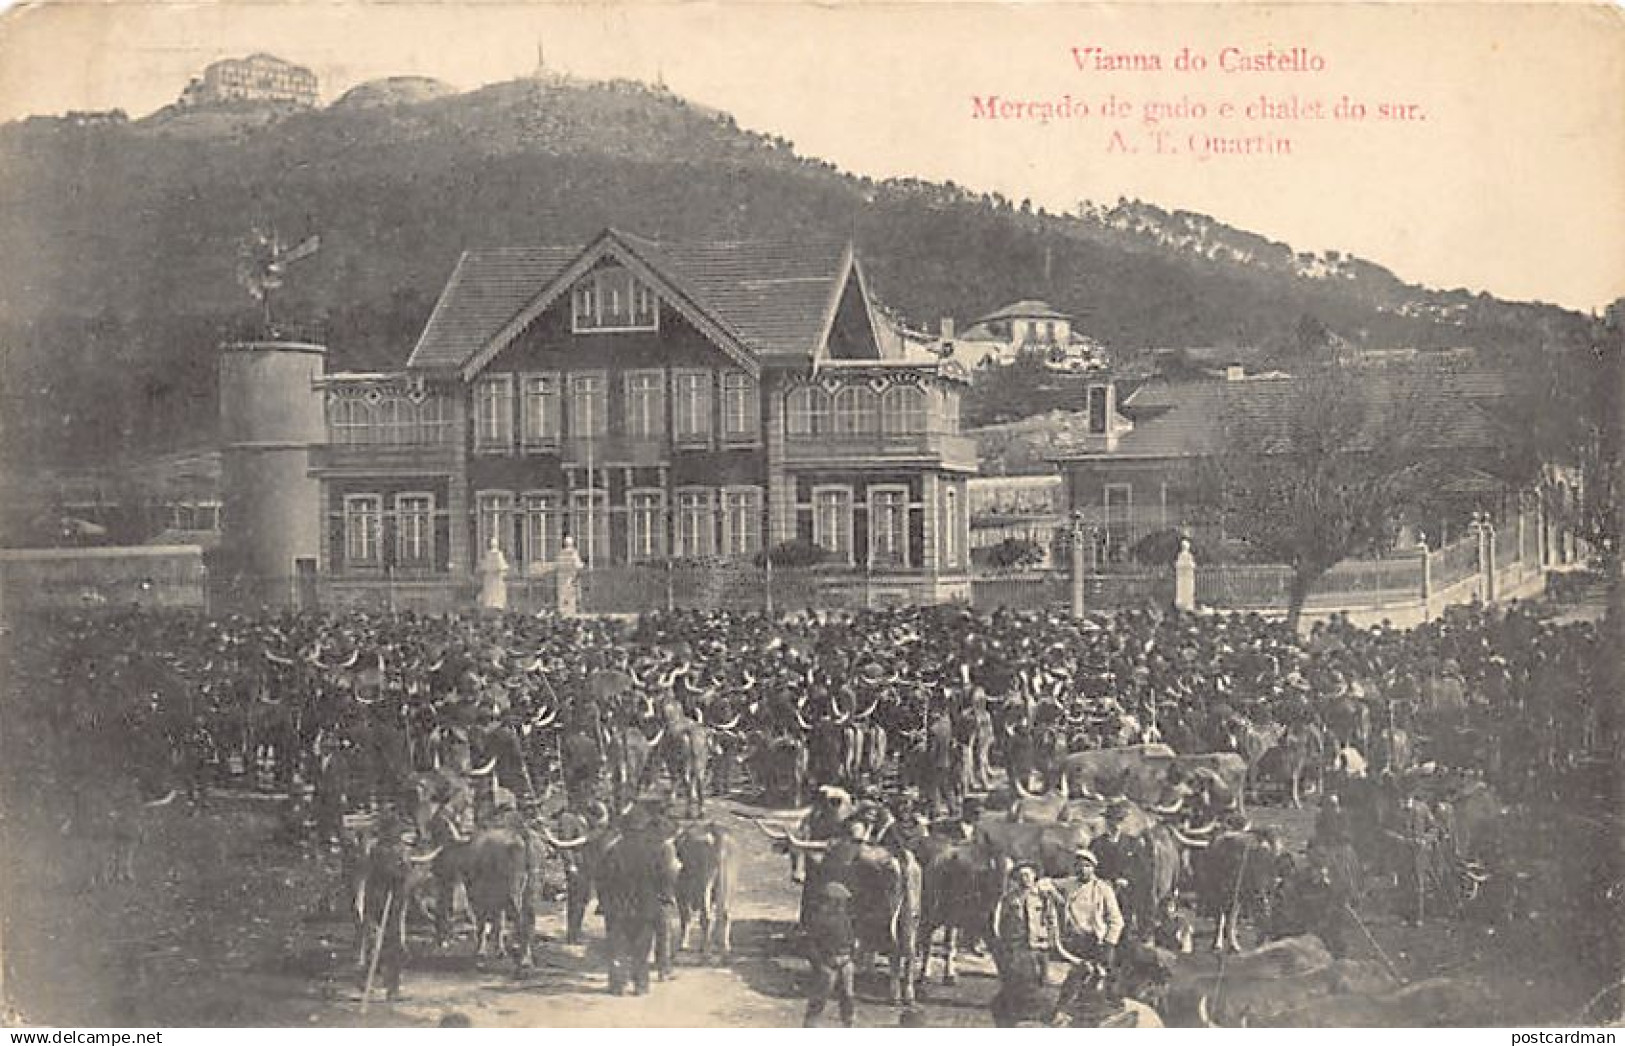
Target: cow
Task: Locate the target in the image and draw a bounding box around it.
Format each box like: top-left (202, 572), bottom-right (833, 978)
top-left (1252, 976), bottom-right (1492, 1027)
top-left (972, 815), bottom-right (1093, 878)
top-left (559, 728), bottom-right (605, 806)
top-left (765, 821), bottom-right (922, 1005)
top-left (1323, 696), bottom-right (1372, 756)
top-left (1252, 724), bottom-right (1325, 808)
top-left (666, 721), bottom-right (713, 819)
top-left (747, 732), bottom-right (808, 808)
top-left (1163, 934), bottom-right (1393, 1027)
top-left (674, 821), bottom-right (735, 961)
top-left (905, 712), bottom-right (962, 816)
top-left (72, 779), bottom-right (180, 887)
top-left (540, 803), bottom-right (618, 946)
top-left (1372, 726), bottom-right (1414, 776)
top-left (593, 809), bottom-right (683, 995)
top-left (1058, 744), bottom-right (1177, 802)
top-left (606, 723), bottom-right (661, 809)
top-left (917, 836), bottom-right (1003, 984)
top-left (1180, 827), bottom-right (1291, 952)
top-left (806, 716), bottom-right (849, 789)
top-left (451, 825), bottom-right (548, 968)
top-left (1229, 720), bottom-right (1287, 808)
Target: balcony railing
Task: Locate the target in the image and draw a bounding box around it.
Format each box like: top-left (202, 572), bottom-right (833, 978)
top-left (783, 430), bottom-right (978, 469)
top-left (559, 434), bottom-right (669, 467)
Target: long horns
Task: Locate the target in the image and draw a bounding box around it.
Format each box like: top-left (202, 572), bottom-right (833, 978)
top-left (408, 846), bottom-right (445, 864)
top-left (143, 788), bottom-right (180, 808)
top-left (744, 817), bottom-right (825, 851)
top-left (467, 757), bottom-right (499, 777)
top-left (539, 826), bottom-right (588, 851)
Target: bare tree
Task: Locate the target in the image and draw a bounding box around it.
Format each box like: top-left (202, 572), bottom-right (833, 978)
top-left (1193, 367), bottom-right (1431, 629)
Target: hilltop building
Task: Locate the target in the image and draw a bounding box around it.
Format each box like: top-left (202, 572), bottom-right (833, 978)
top-left (180, 54), bottom-right (318, 108)
top-left (946, 300), bottom-right (1108, 373)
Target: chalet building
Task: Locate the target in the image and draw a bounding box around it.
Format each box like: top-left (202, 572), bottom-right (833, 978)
top-left (309, 228), bottom-right (975, 608)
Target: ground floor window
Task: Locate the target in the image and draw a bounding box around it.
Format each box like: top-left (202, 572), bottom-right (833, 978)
top-left (812, 486), bottom-right (853, 563)
top-left (476, 491), bottom-right (515, 558)
top-left (675, 489), bottom-right (715, 558)
top-left (344, 494), bottom-right (382, 566)
top-left (869, 486), bottom-right (909, 568)
top-left (628, 489), bottom-right (666, 562)
top-left (569, 489), bottom-right (610, 567)
top-left (521, 491), bottom-right (563, 567)
top-left (721, 487), bottom-right (763, 559)
top-left (394, 493), bottom-right (435, 567)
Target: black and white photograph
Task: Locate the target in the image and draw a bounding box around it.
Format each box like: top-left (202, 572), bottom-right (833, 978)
top-left (0, 0), bottom-right (1619, 1031)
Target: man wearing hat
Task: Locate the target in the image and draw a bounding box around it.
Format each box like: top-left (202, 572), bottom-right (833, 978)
top-left (1089, 802), bottom-right (1143, 935)
top-left (992, 861), bottom-right (1060, 1015)
top-left (803, 880), bottom-right (858, 1027)
top-left (1057, 847), bottom-right (1124, 968)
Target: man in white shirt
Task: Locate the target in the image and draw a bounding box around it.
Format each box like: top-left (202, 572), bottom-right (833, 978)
top-left (1053, 848), bottom-right (1124, 967)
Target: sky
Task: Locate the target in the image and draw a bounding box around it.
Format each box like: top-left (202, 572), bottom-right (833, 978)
top-left (0, 0), bottom-right (1621, 312)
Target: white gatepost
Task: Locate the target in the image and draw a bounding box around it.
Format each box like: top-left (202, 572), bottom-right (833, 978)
top-left (1173, 536), bottom-right (1196, 612)
top-left (554, 536), bottom-right (582, 616)
top-left (478, 533), bottom-right (510, 612)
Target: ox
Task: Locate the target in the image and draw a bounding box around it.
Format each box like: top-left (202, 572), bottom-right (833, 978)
top-left (1163, 934), bottom-right (1394, 1027)
top-left (675, 822), bottom-right (735, 961)
top-left (760, 821), bottom-right (922, 1005)
top-left (1180, 827), bottom-right (1291, 952)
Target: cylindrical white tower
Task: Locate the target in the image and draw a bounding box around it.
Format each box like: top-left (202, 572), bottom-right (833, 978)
top-left (217, 340), bottom-right (326, 611)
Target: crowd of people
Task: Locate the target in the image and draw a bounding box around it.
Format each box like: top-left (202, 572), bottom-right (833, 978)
top-left (1, 595), bottom-right (1616, 1023)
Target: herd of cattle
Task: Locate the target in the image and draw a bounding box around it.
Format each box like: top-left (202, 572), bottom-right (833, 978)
top-left (2, 600), bottom-right (1617, 1025)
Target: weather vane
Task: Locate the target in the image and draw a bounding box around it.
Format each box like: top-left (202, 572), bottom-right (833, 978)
top-left (237, 225), bottom-right (320, 338)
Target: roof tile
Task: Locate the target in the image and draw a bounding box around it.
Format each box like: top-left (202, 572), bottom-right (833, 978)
top-left (407, 231), bottom-right (852, 371)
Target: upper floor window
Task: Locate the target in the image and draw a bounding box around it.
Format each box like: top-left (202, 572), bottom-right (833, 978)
top-left (673, 370), bottom-right (712, 445)
top-left (881, 386), bottom-right (927, 435)
top-left (569, 373), bottom-right (608, 438)
top-left (720, 372), bottom-right (758, 442)
top-left (522, 373), bottom-right (562, 449)
top-left (572, 265), bottom-right (658, 333)
top-left (624, 370), bottom-right (666, 439)
top-left (786, 386), bottom-right (829, 437)
top-left (474, 375), bottom-right (515, 453)
top-left (834, 387), bottom-right (879, 436)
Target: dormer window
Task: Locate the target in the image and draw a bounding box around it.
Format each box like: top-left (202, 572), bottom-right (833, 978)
top-left (571, 265), bottom-right (659, 333)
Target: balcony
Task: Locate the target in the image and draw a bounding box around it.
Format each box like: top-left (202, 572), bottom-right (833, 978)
top-left (311, 437), bottom-right (460, 474)
top-left (560, 434), bottom-right (668, 467)
top-left (783, 430), bottom-right (978, 471)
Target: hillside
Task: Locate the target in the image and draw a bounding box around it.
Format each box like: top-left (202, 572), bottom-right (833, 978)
top-left (0, 75), bottom-right (1595, 468)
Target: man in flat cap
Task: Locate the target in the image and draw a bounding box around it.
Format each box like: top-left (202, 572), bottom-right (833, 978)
top-left (1057, 847), bottom-right (1125, 969)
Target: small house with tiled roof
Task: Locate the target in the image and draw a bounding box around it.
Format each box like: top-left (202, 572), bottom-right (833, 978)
top-left (1051, 362), bottom-right (1530, 564)
top-left (310, 228), bottom-right (975, 608)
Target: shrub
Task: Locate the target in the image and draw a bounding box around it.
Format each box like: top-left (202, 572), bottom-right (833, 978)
top-left (984, 537), bottom-right (1046, 571)
top-left (756, 538), bottom-right (827, 569)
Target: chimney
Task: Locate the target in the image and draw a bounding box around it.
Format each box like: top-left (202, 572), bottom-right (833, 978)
top-left (1225, 364), bottom-right (1245, 382)
top-left (940, 317), bottom-right (956, 340)
top-left (1086, 382), bottom-right (1115, 436)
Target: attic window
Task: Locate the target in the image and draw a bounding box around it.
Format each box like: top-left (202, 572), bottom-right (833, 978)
top-left (572, 266), bottom-right (658, 333)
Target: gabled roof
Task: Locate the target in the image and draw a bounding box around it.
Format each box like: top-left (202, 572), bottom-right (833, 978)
top-left (973, 299), bottom-right (1073, 324)
top-left (406, 228), bottom-right (862, 377)
top-left (1058, 366), bottom-right (1511, 460)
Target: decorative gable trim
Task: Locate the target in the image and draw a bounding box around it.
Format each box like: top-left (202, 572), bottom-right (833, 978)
top-left (459, 229), bottom-right (758, 383)
top-left (810, 245), bottom-right (887, 368)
